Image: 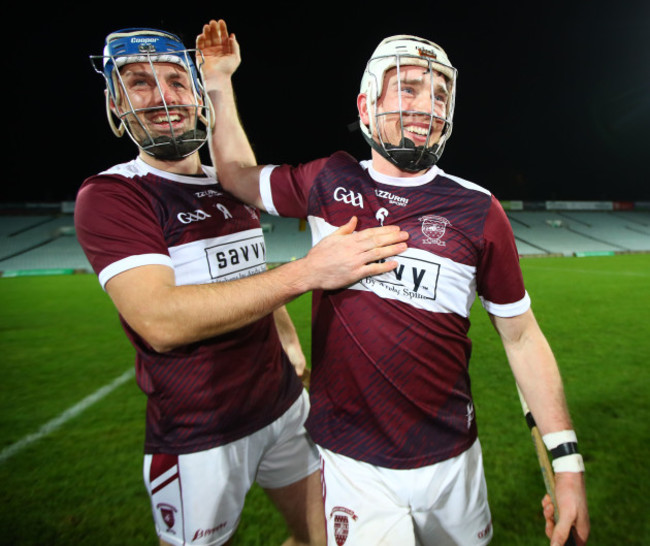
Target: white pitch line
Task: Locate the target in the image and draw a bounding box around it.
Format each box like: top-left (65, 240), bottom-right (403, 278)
top-left (0, 368), bottom-right (135, 464)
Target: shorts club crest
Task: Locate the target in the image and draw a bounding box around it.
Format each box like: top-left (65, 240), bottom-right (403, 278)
top-left (157, 503), bottom-right (177, 532)
top-left (330, 506), bottom-right (358, 545)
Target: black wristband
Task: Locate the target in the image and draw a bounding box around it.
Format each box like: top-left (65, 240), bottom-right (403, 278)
top-left (550, 441), bottom-right (579, 459)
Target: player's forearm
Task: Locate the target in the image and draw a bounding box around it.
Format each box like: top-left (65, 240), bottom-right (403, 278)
top-left (116, 219), bottom-right (408, 352)
top-left (137, 259), bottom-right (316, 352)
top-left (273, 306), bottom-right (306, 376)
top-left (507, 334), bottom-right (573, 435)
top-left (492, 310), bottom-right (573, 434)
top-left (273, 306), bottom-right (302, 351)
top-left (205, 76), bottom-right (264, 206)
top-left (206, 75), bottom-right (254, 163)
top-left (197, 19), bottom-right (254, 176)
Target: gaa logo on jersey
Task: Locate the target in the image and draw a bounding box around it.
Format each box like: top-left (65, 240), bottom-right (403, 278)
top-left (330, 506), bottom-right (358, 545)
top-left (419, 215), bottom-right (451, 246)
top-left (333, 186), bottom-right (364, 209)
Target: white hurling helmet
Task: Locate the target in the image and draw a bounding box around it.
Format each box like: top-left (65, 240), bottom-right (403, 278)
top-left (90, 28), bottom-right (214, 161)
top-left (359, 35), bottom-right (457, 172)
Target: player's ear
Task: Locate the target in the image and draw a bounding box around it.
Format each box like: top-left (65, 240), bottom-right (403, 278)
top-left (106, 89), bottom-right (120, 116)
top-left (357, 93), bottom-right (370, 126)
top-left (104, 89), bottom-right (127, 138)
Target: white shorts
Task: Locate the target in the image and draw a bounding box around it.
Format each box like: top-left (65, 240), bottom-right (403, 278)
top-left (143, 390), bottom-right (319, 546)
top-left (319, 439), bottom-right (493, 546)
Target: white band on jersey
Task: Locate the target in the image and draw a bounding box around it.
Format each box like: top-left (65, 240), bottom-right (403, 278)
top-left (99, 253), bottom-right (172, 289)
top-left (480, 291), bottom-right (531, 317)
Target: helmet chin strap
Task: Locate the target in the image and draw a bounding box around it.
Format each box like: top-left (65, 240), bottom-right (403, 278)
top-left (140, 129), bottom-right (208, 161)
top-left (385, 137), bottom-right (438, 173)
top-left (362, 131), bottom-right (438, 173)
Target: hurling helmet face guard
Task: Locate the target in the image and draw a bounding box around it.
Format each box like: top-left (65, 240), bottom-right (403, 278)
top-left (90, 28), bottom-right (213, 161)
top-left (360, 35), bottom-right (457, 172)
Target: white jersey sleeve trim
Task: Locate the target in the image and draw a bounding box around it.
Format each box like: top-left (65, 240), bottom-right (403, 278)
top-left (259, 165), bottom-right (280, 216)
top-left (480, 291), bottom-right (531, 317)
top-left (98, 253), bottom-right (173, 290)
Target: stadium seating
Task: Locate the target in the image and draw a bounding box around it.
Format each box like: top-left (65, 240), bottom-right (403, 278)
top-left (0, 214), bottom-right (92, 274)
top-left (508, 210), bottom-right (650, 256)
top-left (1, 207), bottom-right (648, 275)
top-left (261, 214), bottom-right (313, 264)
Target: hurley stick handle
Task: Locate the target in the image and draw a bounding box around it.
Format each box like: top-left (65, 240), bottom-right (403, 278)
top-left (517, 385), bottom-right (576, 546)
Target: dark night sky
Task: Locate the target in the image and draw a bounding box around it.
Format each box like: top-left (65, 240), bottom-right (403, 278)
top-left (6, 2), bottom-right (649, 204)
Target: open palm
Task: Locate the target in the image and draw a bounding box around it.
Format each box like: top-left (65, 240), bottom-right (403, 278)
top-left (196, 19), bottom-right (241, 79)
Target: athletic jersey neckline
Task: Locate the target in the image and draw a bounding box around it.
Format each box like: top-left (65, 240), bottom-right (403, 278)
top-left (135, 156), bottom-right (216, 186)
top-left (361, 159), bottom-right (442, 188)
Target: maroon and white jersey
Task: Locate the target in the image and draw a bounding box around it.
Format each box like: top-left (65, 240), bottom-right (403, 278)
top-left (75, 157), bottom-right (302, 455)
top-left (260, 151), bottom-right (530, 469)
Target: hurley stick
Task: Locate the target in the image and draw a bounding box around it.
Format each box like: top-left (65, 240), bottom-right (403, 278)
top-left (517, 385), bottom-right (576, 546)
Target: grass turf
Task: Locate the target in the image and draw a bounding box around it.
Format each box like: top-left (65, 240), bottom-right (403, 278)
top-left (0, 253), bottom-right (648, 544)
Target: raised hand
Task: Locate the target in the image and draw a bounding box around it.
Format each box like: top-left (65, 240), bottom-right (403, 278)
top-left (196, 19), bottom-right (241, 80)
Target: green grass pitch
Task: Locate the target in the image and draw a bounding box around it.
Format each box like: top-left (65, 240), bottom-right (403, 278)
top-left (1, 253), bottom-right (648, 545)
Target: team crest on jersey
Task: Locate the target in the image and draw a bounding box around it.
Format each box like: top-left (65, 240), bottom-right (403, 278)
top-left (330, 506), bottom-right (358, 545)
top-left (156, 503), bottom-right (177, 533)
top-left (419, 215), bottom-right (451, 246)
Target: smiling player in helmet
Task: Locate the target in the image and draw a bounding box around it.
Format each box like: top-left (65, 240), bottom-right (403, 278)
top-left (96, 28), bottom-right (212, 161)
top-left (75, 26), bottom-right (410, 546)
top-left (358, 34), bottom-right (456, 174)
top-left (198, 19), bottom-right (589, 546)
